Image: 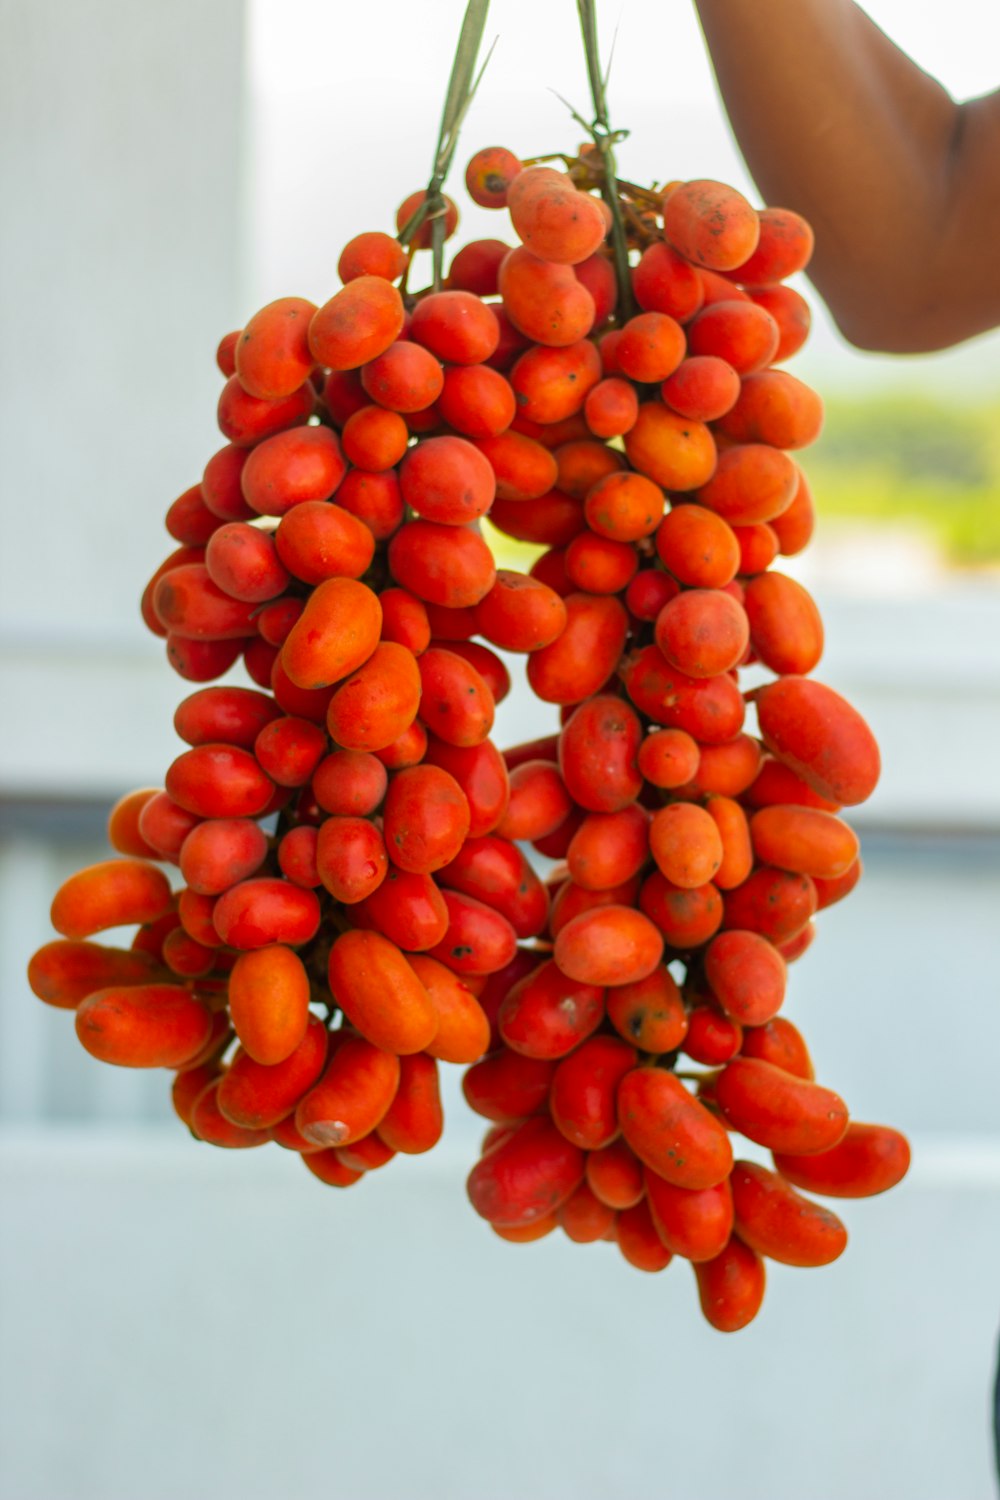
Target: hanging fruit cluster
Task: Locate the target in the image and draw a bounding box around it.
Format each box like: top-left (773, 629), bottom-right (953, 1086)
top-left (26, 123), bottom-right (909, 1330)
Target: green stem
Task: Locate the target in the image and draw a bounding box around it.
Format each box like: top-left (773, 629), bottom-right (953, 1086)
top-left (397, 0), bottom-right (494, 293)
top-left (575, 0), bottom-right (635, 320)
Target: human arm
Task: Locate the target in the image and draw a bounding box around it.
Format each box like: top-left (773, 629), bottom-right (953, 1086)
top-left (693, 0), bottom-right (1000, 351)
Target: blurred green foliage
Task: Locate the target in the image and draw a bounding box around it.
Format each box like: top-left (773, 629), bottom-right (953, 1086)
top-left (806, 394), bottom-right (1000, 565)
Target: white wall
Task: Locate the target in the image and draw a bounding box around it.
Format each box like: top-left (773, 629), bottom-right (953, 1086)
top-left (2, 1130), bottom-right (999, 1500)
top-left (0, 0), bottom-right (247, 791)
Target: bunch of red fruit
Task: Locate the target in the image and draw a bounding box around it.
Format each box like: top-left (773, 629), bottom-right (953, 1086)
top-left (27, 140), bottom-right (909, 1331)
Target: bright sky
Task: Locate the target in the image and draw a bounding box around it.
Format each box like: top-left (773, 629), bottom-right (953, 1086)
top-left (247, 0), bottom-right (1000, 394)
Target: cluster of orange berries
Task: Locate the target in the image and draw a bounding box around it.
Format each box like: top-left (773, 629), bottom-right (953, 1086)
top-left (27, 140), bottom-right (908, 1331)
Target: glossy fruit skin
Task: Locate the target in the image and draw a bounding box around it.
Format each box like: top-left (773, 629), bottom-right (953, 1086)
top-left (618, 1067), bottom-right (733, 1189)
top-left (655, 587), bottom-right (749, 678)
top-left (28, 940), bottom-right (163, 1010)
top-left (693, 1235), bottom-right (766, 1332)
top-left (683, 1002), bottom-right (743, 1065)
top-left (473, 571), bottom-right (567, 652)
top-left (744, 570), bottom-right (824, 674)
top-left (276, 501), bottom-right (376, 586)
top-left (705, 796), bottom-right (754, 891)
top-left (169, 633), bottom-right (247, 687)
top-left (326, 642), bottom-right (421, 754)
top-left (773, 1123), bottom-right (911, 1198)
top-left (554, 907), bottom-right (665, 988)
top-left (813, 858), bottom-right (863, 911)
top-left (741, 1016), bottom-right (814, 1079)
top-left (467, 1115), bottom-right (585, 1227)
top-left (715, 1058), bottom-right (849, 1155)
top-left (586, 1138), bottom-right (645, 1210)
top-left (558, 695), bottom-right (643, 813)
top-left (649, 803), bottom-right (723, 890)
top-left (75, 985), bottom-right (212, 1068)
top-left (313, 750), bottom-right (388, 817)
top-left (687, 300), bottom-right (779, 375)
top-left (615, 1199), bottom-right (673, 1272)
top-left (424, 736), bottom-right (509, 838)
top-left (663, 180), bottom-right (760, 271)
top-left (172, 1061), bottom-right (222, 1126)
top-left (462, 1047), bottom-right (555, 1123)
top-left (704, 930), bottom-right (787, 1027)
top-left (722, 866), bottom-right (817, 944)
top-left (730, 1160), bottom-right (848, 1266)
top-left (336, 1133), bottom-right (397, 1173)
top-left (308, 277), bottom-right (405, 369)
top-left (337, 230), bottom-right (406, 283)
top-left (639, 872), bottom-right (723, 951)
top-left (399, 435), bottom-right (496, 524)
top-left (301, 1150), bottom-right (363, 1187)
top-left (217, 1014), bottom-right (329, 1129)
top-left (328, 930), bottom-right (438, 1055)
top-left (361, 339), bottom-right (444, 413)
top-left (735, 206), bottom-right (814, 283)
top-left (427, 889), bottom-right (518, 977)
top-left (755, 675), bottom-right (881, 806)
top-left (174, 686), bottom-right (281, 748)
top-left (191, 1079), bottom-right (273, 1149)
top-left (178, 818), bottom-right (268, 896)
top-left (507, 167), bottom-right (606, 265)
top-left (388, 520), bottom-right (496, 609)
top-left (212, 879), bottom-right (321, 950)
top-left (716, 370), bottom-right (823, 450)
top-left (241, 426), bottom-right (346, 516)
top-left (217, 378), bottom-right (314, 449)
top-left (616, 311), bottom-right (686, 384)
top-left (559, 1182), bottom-right (617, 1243)
top-left (498, 760), bottom-right (572, 844)
top-left (621, 645), bottom-right (745, 744)
top-left (352, 868), bottom-right (449, 952)
top-left (281, 578), bottom-right (382, 691)
top-left (377, 1052), bottom-right (444, 1153)
top-left (655, 504), bottom-right (739, 588)
top-left (227, 945), bottom-right (311, 1064)
top-left (382, 765), bottom-right (470, 874)
top-left (696, 444), bottom-right (798, 527)
top-left (749, 805), bottom-right (860, 881)
top-left (637, 729), bottom-right (699, 790)
top-left (466, 147), bottom-right (523, 208)
top-left (165, 745), bottom-right (273, 819)
top-left (549, 1035), bottom-right (637, 1149)
top-left (632, 241), bottom-right (703, 320)
top-left (509, 339), bottom-right (602, 424)
top-left (624, 403), bottom-right (717, 491)
top-left (645, 1171), bottom-right (734, 1262)
top-left (438, 836), bottom-right (548, 940)
top-left (409, 955), bottom-right (490, 1065)
top-left (605, 967), bottom-right (688, 1054)
top-left (296, 1033), bottom-right (401, 1147)
top-left (235, 296), bottom-right (317, 399)
top-left (417, 647), bottom-right (495, 747)
top-left (527, 594), bottom-right (628, 706)
top-left (567, 805), bottom-right (649, 892)
top-left (51, 860), bottom-right (174, 940)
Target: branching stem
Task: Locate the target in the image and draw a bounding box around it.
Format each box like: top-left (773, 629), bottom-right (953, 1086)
top-left (397, 0), bottom-right (495, 293)
top-left (575, 0), bottom-right (636, 319)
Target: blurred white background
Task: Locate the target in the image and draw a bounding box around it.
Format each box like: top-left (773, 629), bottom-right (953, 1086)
top-left (1, 1), bottom-right (999, 1496)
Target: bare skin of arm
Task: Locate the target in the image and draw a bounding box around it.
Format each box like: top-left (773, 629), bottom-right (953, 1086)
top-left (693, 0), bottom-right (1000, 351)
